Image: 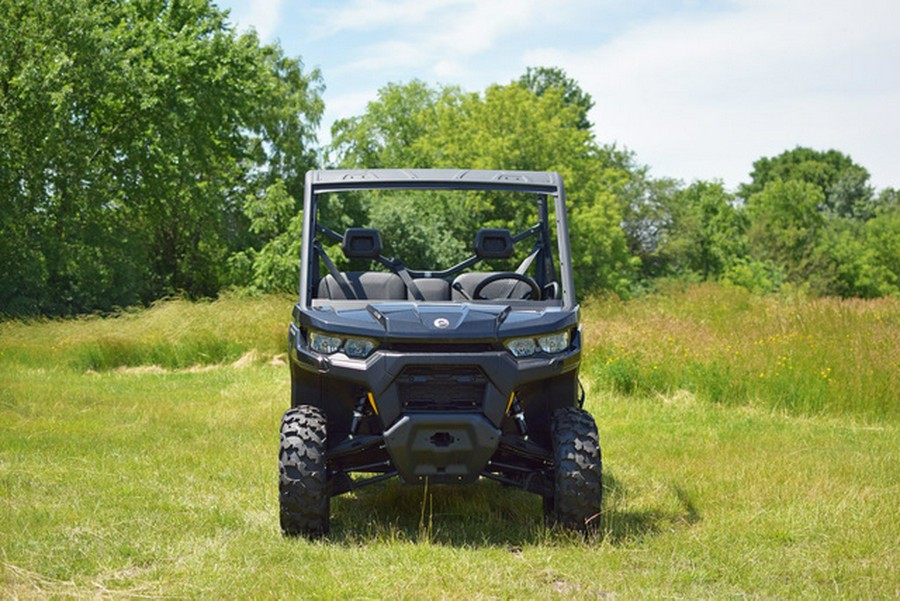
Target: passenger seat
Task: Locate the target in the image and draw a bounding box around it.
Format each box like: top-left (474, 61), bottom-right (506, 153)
top-left (318, 272), bottom-right (406, 300)
top-left (317, 228), bottom-right (407, 300)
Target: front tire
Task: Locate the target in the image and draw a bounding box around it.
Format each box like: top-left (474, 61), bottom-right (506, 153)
top-left (545, 407), bottom-right (602, 532)
top-left (279, 405), bottom-right (329, 537)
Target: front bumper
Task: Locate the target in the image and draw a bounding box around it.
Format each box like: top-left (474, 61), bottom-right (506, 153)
top-left (288, 323), bottom-right (581, 484)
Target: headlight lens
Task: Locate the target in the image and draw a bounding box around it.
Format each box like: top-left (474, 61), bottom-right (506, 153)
top-left (538, 331), bottom-right (569, 354)
top-left (505, 337), bottom-right (537, 358)
top-left (505, 331), bottom-right (570, 357)
top-left (308, 331), bottom-right (343, 354)
top-left (344, 337), bottom-right (377, 358)
top-left (307, 330), bottom-right (378, 358)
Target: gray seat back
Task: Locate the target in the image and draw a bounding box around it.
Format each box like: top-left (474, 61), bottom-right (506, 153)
top-left (318, 272), bottom-right (406, 300)
top-left (450, 272), bottom-right (532, 301)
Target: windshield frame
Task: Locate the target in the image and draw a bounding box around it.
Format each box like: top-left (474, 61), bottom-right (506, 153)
top-left (300, 169), bottom-right (576, 309)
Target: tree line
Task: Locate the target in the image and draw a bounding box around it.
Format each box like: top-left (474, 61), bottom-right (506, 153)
top-left (1, 1), bottom-right (897, 317)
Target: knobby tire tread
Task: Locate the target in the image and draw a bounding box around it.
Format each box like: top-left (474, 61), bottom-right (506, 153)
top-left (548, 406), bottom-right (602, 532)
top-left (279, 405), bottom-right (329, 537)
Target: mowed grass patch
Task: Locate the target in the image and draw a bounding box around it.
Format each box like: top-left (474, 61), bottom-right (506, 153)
top-left (583, 284), bottom-right (899, 420)
top-left (1, 360), bottom-right (897, 597)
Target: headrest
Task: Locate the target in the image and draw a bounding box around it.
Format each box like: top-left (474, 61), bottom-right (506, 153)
top-left (474, 228), bottom-right (514, 260)
top-left (342, 228), bottom-right (382, 259)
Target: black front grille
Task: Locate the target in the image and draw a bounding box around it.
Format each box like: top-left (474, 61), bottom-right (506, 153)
top-left (398, 366), bottom-right (487, 412)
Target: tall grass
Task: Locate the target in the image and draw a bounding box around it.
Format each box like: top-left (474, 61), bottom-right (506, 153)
top-left (2, 284), bottom-right (896, 419)
top-left (582, 283), bottom-right (899, 420)
top-left (0, 292), bottom-right (294, 371)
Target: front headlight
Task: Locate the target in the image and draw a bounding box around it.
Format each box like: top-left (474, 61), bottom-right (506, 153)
top-left (505, 330), bottom-right (570, 357)
top-left (309, 331), bottom-right (343, 354)
top-left (538, 331), bottom-right (569, 354)
top-left (307, 330), bottom-right (378, 358)
top-left (505, 337), bottom-right (537, 358)
top-left (344, 336), bottom-right (377, 358)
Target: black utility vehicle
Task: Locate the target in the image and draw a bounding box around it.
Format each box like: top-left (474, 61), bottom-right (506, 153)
top-left (281, 169), bottom-right (602, 536)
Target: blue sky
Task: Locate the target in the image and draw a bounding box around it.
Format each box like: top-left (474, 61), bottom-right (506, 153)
top-left (217, 0), bottom-right (899, 190)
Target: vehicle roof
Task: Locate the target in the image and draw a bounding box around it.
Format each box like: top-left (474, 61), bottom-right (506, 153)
top-left (306, 169), bottom-right (562, 194)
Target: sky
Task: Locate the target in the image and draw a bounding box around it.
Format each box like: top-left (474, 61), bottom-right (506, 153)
top-left (217, 0), bottom-right (900, 191)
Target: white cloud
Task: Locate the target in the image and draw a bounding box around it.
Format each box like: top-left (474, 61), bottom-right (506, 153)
top-left (327, 89), bottom-right (379, 120)
top-left (318, 89), bottom-right (382, 147)
top-left (322, 0), bottom-right (545, 84)
top-left (226, 0), bottom-right (284, 41)
top-left (340, 40), bottom-right (424, 72)
top-left (424, 0), bottom-right (542, 57)
top-left (312, 0), bottom-right (469, 39)
top-left (524, 0), bottom-right (900, 188)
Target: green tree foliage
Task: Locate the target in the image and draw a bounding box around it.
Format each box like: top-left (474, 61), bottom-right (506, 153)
top-left (367, 191), bottom-right (472, 270)
top-left (517, 66), bottom-right (595, 131)
top-left (739, 148), bottom-right (897, 297)
top-left (0, 0), bottom-right (322, 315)
top-left (720, 258), bottom-right (785, 294)
top-left (608, 153), bottom-right (749, 285)
top-left (4, 15), bottom-right (896, 314)
top-left (817, 216), bottom-right (900, 298)
top-left (329, 78), bottom-right (635, 295)
top-left (739, 146), bottom-right (877, 220)
top-left (227, 180), bottom-right (303, 292)
top-left (665, 181), bottom-right (748, 280)
top-left (747, 180), bottom-right (826, 286)
top-left (601, 148), bottom-right (681, 279)
top-left (862, 209), bottom-right (900, 293)
top-left (330, 80), bottom-right (454, 169)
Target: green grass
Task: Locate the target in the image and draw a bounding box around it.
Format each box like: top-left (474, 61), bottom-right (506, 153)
top-left (0, 291), bottom-right (291, 371)
top-left (583, 283), bottom-right (899, 420)
top-left (1, 286), bottom-right (898, 597)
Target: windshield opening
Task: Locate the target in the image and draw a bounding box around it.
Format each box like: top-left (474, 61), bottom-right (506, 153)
top-left (311, 189), bottom-right (561, 304)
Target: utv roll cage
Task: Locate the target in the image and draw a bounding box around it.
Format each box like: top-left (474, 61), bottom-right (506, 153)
top-left (299, 169), bottom-right (577, 308)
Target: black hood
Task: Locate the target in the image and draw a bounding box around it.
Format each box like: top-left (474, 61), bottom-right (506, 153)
top-left (299, 302), bottom-right (578, 341)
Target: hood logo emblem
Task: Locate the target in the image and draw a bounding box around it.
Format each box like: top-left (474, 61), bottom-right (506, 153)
top-left (433, 317), bottom-right (450, 329)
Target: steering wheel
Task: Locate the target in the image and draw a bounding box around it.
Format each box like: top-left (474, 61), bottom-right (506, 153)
top-left (472, 273), bottom-right (541, 301)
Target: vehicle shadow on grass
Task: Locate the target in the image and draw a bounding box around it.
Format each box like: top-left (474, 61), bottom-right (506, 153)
top-left (325, 471), bottom-right (700, 547)
top-left (596, 473), bottom-right (701, 545)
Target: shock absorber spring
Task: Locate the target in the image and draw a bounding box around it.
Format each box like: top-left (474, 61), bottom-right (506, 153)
top-left (510, 395), bottom-right (528, 438)
top-left (349, 395), bottom-right (368, 436)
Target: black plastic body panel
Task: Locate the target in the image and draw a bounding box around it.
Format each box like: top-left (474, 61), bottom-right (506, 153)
top-left (289, 303), bottom-right (581, 483)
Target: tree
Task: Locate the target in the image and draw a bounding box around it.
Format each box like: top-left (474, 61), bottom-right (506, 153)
top-left (739, 147), bottom-right (876, 220)
top-left (664, 181), bottom-right (748, 280)
top-left (599, 148), bottom-right (681, 279)
top-left (746, 180), bottom-right (826, 286)
top-left (817, 217), bottom-right (899, 298)
top-left (420, 83), bottom-right (637, 294)
top-left (739, 147), bottom-right (899, 296)
top-left (517, 66), bottom-right (595, 131)
top-left (330, 80), bottom-right (636, 296)
top-left (0, 0), bottom-right (323, 315)
top-left (861, 210), bottom-right (900, 294)
top-left (329, 80), bottom-right (458, 169)
top-left (812, 194), bottom-right (900, 298)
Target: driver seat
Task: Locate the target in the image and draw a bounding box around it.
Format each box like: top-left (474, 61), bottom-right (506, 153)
top-left (450, 272), bottom-right (534, 300)
top-left (450, 228), bottom-right (533, 301)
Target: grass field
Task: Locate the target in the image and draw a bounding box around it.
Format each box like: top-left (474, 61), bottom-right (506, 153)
top-left (1, 287), bottom-right (898, 598)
